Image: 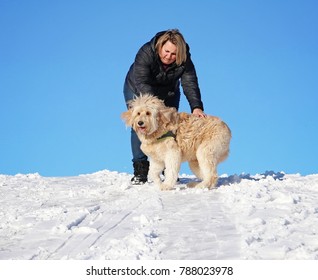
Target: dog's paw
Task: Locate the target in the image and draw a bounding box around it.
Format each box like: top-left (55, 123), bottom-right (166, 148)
top-left (187, 181), bottom-right (210, 189)
top-left (160, 183), bottom-right (173, 191)
top-left (195, 182), bottom-right (209, 189)
top-left (186, 181), bottom-right (199, 188)
top-left (196, 182), bottom-right (217, 190)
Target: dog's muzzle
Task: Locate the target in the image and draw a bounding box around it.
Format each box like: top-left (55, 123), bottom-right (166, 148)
top-left (136, 120), bottom-right (147, 134)
top-left (138, 121), bottom-right (144, 127)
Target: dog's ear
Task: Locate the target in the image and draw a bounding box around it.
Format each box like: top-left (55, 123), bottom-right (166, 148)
top-left (121, 110), bottom-right (133, 127)
top-left (159, 107), bottom-right (177, 125)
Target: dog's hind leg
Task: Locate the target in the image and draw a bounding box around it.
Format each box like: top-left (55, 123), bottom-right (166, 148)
top-left (193, 146), bottom-right (218, 189)
top-left (187, 160), bottom-right (203, 188)
top-left (189, 159), bottom-right (202, 179)
top-left (197, 165), bottom-right (218, 189)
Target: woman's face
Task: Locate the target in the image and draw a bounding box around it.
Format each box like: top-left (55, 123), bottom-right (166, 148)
top-left (159, 40), bottom-right (177, 65)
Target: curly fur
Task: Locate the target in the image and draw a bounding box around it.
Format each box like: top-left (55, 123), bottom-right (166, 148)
top-left (122, 94), bottom-right (232, 190)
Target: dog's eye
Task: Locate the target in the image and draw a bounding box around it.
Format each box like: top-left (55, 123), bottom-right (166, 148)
top-left (146, 111), bottom-right (151, 116)
top-left (137, 112), bottom-right (141, 116)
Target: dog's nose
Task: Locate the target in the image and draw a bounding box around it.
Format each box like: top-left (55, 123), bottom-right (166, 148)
top-left (138, 121), bottom-right (144, 126)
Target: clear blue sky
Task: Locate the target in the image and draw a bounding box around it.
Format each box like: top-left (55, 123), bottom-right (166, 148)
top-left (1, 0), bottom-right (317, 177)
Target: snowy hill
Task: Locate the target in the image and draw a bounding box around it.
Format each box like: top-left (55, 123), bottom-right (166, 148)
top-left (1, 170), bottom-right (318, 260)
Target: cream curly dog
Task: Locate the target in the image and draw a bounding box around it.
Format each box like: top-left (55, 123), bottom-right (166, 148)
top-left (122, 94), bottom-right (231, 190)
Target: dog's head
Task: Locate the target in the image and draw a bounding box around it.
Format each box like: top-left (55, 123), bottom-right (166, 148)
top-left (121, 94), bottom-right (177, 136)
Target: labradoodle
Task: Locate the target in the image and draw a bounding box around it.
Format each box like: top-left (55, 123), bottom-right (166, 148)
top-left (121, 94), bottom-right (231, 190)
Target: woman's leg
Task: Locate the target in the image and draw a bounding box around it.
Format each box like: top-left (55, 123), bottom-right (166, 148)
top-left (131, 129), bottom-right (147, 162)
top-left (123, 83), bottom-right (148, 163)
top-left (123, 83), bottom-right (149, 184)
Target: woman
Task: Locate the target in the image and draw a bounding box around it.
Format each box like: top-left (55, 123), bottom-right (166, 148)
top-left (124, 29), bottom-right (206, 185)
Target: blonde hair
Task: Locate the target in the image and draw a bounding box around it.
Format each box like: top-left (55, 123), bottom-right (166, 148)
top-left (155, 29), bottom-right (187, 66)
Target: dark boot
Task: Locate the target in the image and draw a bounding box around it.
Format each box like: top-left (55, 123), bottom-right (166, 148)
top-left (131, 161), bottom-right (149, 185)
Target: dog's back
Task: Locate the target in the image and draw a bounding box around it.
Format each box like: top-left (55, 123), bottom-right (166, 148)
top-left (175, 112), bottom-right (231, 163)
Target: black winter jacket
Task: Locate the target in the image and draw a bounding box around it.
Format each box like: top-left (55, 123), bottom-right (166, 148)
top-left (124, 31), bottom-right (204, 112)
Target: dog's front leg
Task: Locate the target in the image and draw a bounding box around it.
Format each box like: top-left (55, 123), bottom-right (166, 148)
top-left (161, 152), bottom-right (181, 191)
top-left (148, 160), bottom-right (164, 187)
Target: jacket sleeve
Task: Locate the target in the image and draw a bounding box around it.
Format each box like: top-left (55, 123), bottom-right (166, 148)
top-left (133, 44), bottom-right (157, 95)
top-left (180, 52), bottom-right (204, 112)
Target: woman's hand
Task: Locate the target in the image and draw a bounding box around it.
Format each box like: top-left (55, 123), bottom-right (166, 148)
top-left (192, 108), bottom-right (207, 118)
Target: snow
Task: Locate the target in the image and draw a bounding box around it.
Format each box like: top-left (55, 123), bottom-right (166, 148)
top-left (1, 170), bottom-right (318, 260)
